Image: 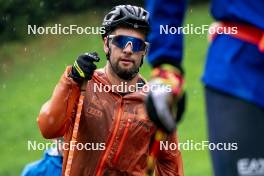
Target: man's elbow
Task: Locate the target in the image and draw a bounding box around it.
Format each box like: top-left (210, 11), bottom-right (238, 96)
top-left (37, 110), bottom-right (61, 139)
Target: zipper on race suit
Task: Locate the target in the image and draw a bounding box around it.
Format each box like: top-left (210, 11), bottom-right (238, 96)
top-left (95, 98), bottom-right (124, 176)
top-left (112, 117), bottom-right (131, 164)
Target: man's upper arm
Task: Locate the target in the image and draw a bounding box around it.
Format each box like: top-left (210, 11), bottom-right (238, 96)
top-left (37, 66), bottom-right (80, 139)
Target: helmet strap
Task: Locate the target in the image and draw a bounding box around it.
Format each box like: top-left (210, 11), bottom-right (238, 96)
top-left (140, 56), bottom-right (144, 67)
top-left (106, 37), bottom-right (111, 60)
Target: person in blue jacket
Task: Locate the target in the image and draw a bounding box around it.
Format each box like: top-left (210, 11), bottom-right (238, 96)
top-left (145, 0), bottom-right (264, 175)
top-left (21, 144), bottom-right (63, 176)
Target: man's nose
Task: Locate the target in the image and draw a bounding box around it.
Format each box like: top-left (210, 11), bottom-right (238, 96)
top-left (123, 42), bottom-right (133, 54)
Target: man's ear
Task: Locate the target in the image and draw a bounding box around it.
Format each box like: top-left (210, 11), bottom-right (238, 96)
top-left (103, 37), bottom-right (109, 54)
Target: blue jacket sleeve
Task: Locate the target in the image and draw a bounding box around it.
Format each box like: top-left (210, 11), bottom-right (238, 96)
top-left (21, 149), bottom-right (62, 176)
top-left (145, 0), bottom-right (187, 68)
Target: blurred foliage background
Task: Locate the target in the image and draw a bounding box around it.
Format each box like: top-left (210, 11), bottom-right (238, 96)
top-left (0, 0), bottom-right (209, 42)
top-left (0, 0), bottom-right (212, 175)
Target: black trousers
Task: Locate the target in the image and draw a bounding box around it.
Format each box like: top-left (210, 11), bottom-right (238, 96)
top-left (205, 86), bottom-right (264, 176)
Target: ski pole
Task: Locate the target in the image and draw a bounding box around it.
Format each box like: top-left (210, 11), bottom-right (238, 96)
top-left (64, 83), bottom-right (86, 176)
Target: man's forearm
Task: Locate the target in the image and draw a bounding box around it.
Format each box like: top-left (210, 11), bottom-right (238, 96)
top-left (37, 66), bottom-right (80, 139)
top-left (145, 0), bottom-right (186, 68)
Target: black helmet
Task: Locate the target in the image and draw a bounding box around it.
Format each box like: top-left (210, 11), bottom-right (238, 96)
top-left (102, 5), bottom-right (150, 38)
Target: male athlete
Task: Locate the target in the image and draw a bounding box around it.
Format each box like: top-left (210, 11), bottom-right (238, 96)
top-left (38, 5), bottom-right (183, 176)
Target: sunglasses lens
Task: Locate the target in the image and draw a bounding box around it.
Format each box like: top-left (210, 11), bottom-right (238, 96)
top-left (112, 35), bottom-right (146, 52)
top-left (112, 36), bottom-right (128, 49)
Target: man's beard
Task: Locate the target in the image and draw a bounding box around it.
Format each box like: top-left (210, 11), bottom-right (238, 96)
top-left (109, 58), bottom-right (140, 81)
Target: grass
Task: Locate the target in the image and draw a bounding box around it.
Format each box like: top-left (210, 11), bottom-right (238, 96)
top-left (0, 4), bottom-right (213, 176)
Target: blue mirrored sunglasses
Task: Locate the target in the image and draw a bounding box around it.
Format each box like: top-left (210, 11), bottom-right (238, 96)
top-left (108, 35), bottom-right (149, 52)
